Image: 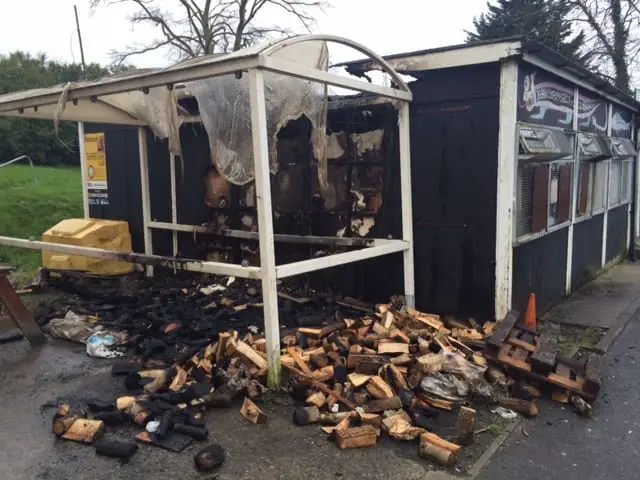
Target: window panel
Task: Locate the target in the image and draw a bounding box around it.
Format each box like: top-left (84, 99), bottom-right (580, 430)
top-left (592, 161), bottom-right (607, 212)
top-left (609, 160), bottom-right (621, 207)
top-left (576, 162), bottom-right (591, 217)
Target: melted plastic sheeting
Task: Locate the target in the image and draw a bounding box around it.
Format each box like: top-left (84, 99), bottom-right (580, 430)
top-left (188, 41), bottom-right (329, 186)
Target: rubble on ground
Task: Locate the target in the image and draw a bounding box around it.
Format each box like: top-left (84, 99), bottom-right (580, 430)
top-left (36, 275), bottom-right (602, 471)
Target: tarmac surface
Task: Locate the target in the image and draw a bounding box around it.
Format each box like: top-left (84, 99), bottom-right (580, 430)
top-left (476, 311), bottom-right (640, 480)
top-left (0, 336), bottom-right (495, 480)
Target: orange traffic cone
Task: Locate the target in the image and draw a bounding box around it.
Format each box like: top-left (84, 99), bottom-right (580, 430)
top-left (523, 293), bottom-right (537, 330)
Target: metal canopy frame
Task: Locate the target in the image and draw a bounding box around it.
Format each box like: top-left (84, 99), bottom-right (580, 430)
top-left (0, 35), bottom-right (415, 387)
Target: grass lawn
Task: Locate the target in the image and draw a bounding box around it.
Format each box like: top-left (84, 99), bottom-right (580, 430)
top-left (0, 165), bottom-right (82, 282)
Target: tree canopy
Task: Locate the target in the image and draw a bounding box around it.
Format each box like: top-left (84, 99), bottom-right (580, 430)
top-left (467, 0), bottom-right (587, 63)
top-left (0, 52), bottom-right (130, 166)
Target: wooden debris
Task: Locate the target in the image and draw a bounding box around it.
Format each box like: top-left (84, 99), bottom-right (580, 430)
top-left (336, 425), bottom-right (378, 449)
top-left (421, 432), bottom-right (461, 455)
top-left (457, 406), bottom-right (476, 446)
top-left (570, 395), bottom-right (593, 418)
top-left (169, 366), bottom-right (188, 392)
top-left (240, 398), bottom-right (267, 424)
top-left (232, 339), bottom-right (268, 371)
top-left (62, 419), bottom-right (105, 443)
top-left (499, 397), bottom-right (539, 417)
top-left (348, 373), bottom-right (371, 388)
top-left (419, 435), bottom-right (457, 466)
top-left (365, 397), bottom-right (403, 413)
top-left (306, 392), bottom-right (327, 408)
top-left (366, 376), bottom-right (395, 399)
top-left (377, 342), bottom-right (409, 355)
top-left (552, 389), bottom-right (570, 404)
top-left (417, 353), bottom-right (444, 374)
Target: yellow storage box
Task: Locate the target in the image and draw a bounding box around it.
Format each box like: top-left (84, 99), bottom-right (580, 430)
top-left (42, 219), bottom-right (134, 275)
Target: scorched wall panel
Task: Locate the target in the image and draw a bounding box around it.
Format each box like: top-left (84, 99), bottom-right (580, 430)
top-left (606, 204), bottom-right (629, 263)
top-left (571, 214), bottom-right (604, 289)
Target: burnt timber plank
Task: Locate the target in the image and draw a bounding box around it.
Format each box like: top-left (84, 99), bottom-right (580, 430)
top-left (0, 270), bottom-right (45, 344)
top-left (531, 327), bottom-right (559, 376)
top-left (486, 310), bottom-right (520, 358)
top-left (584, 353), bottom-right (603, 397)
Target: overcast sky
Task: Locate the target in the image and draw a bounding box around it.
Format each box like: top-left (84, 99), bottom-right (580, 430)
top-left (0, 0), bottom-right (486, 67)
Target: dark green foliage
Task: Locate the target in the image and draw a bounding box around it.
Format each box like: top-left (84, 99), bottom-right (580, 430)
top-left (0, 52), bottom-right (134, 165)
top-left (467, 0), bottom-right (586, 64)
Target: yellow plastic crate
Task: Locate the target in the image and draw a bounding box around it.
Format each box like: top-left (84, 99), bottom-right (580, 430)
top-left (42, 218), bottom-right (134, 275)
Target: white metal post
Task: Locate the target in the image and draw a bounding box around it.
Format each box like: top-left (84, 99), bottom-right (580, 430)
top-left (138, 127), bottom-right (154, 277)
top-left (602, 104), bottom-right (613, 267)
top-left (565, 88), bottom-right (580, 295)
top-left (77, 122), bottom-right (90, 218)
top-left (249, 67), bottom-right (281, 388)
top-left (398, 102), bottom-right (416, 309)
top-left (169, 152), bottom-right (178, 260)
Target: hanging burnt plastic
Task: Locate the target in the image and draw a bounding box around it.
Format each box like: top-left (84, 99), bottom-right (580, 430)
top-left (518, 124), bottom-right (573, 162)
top-left (608, 137), bottom-right (637, 160)
top-left (577, 132), bottom-right (611, 162)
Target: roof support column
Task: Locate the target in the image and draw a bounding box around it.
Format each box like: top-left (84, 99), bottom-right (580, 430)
top-left (249, 67), bottom-right (281, 388)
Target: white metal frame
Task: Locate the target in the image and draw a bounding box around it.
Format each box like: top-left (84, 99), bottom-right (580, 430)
top-left (0, 35), bottom-right (415, 388)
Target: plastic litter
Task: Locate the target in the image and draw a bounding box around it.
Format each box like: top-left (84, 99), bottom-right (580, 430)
top-left (420, 372), bottom-right (469, 402)
top-left (44, 311), bottom-right (95, 343)
top-left (441, 351), bottom-right (497, 401)
top-left (86, 331), bottom-right (123, 358)
top-left (146, 420), bottom-right (161, 433)
top-left (491, 406), bottom-right (519, 420)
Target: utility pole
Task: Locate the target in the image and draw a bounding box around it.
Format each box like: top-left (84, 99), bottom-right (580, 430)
top-left (74, 4), bottom-right (87, 71)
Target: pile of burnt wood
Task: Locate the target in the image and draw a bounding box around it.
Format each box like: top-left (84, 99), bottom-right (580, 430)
top-left (42, 276), bottom-right (602, 470)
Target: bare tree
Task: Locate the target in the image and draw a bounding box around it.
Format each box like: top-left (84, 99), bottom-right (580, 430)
top-left (568, 0), bottom-right (640, 92)
top-left (90, 0), bottom-right (328, 63)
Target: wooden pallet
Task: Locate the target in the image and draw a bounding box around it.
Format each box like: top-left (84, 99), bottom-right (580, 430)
top-left (486, 310), bottom-right (601, 400)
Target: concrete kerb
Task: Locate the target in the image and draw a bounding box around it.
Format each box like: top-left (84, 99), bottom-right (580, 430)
top-left (466, 417), bottom-right (522, 479)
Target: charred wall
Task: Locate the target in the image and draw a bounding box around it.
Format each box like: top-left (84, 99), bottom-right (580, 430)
top-left (406, 63), bottom-right (501, 320)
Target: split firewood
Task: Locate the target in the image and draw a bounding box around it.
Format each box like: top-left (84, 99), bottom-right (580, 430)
top-left (421, 432), bottom-right (461, 454)
top-left (62, 419), bottom-right (105, 444)
top-left (359, 412), bottom-right (382, 429)
top-left (452, 328), bottom-right (484, 342)
top-left (217, 332), bottom-right (231, 362)
top-left (53, 413), bottom-right (82, 437)
top-left (416, 352), bottom-right (445, 374)
top-left (364, 396), bottom-right (403, 413)
top-left (95, 440), bottom-right (138, 459)
top-left (377, 343), bottom-right (410, 355)
top-left (164, 323), bottom-right (180, 334)
top-left (419, 435), bottom-right (457, 466)
top-left (380, 364), bottom-right (409, 392)
top-left (336, 425), bottom-right (378, 449)
top-left (570, 395), bottom-right (593, 418)
top-left (483, 321), bottom-right (496, 337)
top-left (419, 395), bottom-right (453, 411)
top-left (139, 369), bottom-right (168, 393)
top-left (408, 309), bottom-right (444, 330)
top-left (283, 364), bottom-right (356, 410)
top-left (231, 339), bottom-right (268, 370)
top-left (390, 329), bottom-right (411, 344)
top-left (382, 411), bottom-right (424, 441)
top-left (382, 311), bottom-right (395, 329)
top-left (170, 366), bottom-right (188, 392)
top-left (240, 397), bottom-right (267, 424)
top-left (366, 376), bottom-right (395, 399)
top-left (390, 354), bottom-right (412, 366)
top-left (552, 389), bottom-right (570, 404)
top-left (311, 353), bottom-right (330, 369)
top-left (327, 384), bottom-right (343, 411)
top-left (486, 367), bottom-right (509, 389)
top-left (116, 396), bottom-right (136, 411)
top-left (457, 406), bottom-right (476, 446)
top-left (309, 365), bottom-right (335, 383)
top-left (499, 397), bottom-right (539, 417)
top-left (306, 392), bottom-right (327, 408)
top-left (347, 373), bottom-right (371, 388)
top-left (372, 322), bottom-right (390, 336)
top-left (124, 402), bottom-right (150, 425)
top-left (293, 406), bottom-right (354, 426)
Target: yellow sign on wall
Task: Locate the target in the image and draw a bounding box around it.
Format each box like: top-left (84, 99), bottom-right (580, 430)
top-left (84, 133), bottom-right (109, 205)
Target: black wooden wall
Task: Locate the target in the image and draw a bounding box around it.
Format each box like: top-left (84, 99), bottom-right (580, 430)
top-left (607, 205), bottom-right (629, 263)
top-left (407, 63), bottom-right (501, 319)
top-left (571, 214), bottom-right (604, 288)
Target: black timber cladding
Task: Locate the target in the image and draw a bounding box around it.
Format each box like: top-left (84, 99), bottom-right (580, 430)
top-left (408, 62), bottom-right (500, 320)
top-left (85, 124), bottom-right (144, 254)
top-left (606, 204), bottom-right (629, 263)
top-left (571, 214), bottom-right (604, 289)
top-left (513, 227), bottom-right (568, 314)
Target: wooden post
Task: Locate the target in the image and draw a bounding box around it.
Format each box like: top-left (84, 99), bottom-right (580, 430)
top-left (0, 267), bottom-right (44, 344)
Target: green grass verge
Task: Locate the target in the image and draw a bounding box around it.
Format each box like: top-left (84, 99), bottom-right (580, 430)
top-left (0, 164), bottom-right (82, 282)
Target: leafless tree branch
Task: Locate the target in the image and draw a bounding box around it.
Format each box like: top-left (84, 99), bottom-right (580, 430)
top-left (92, 0), bottom-right (328, 62)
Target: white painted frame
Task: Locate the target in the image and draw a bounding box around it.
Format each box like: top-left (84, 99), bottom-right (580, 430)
top-left (494, 59), bottom-right (519, 322)
top-left (0, 35), bottom-right (415, 388)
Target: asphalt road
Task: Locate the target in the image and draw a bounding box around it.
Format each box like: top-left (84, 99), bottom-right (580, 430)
top-left (476, 314), bottom-right (640, 480)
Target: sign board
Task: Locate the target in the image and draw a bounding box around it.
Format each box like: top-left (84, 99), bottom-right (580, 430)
top-left (84, 133), bottom-right (109, 205)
